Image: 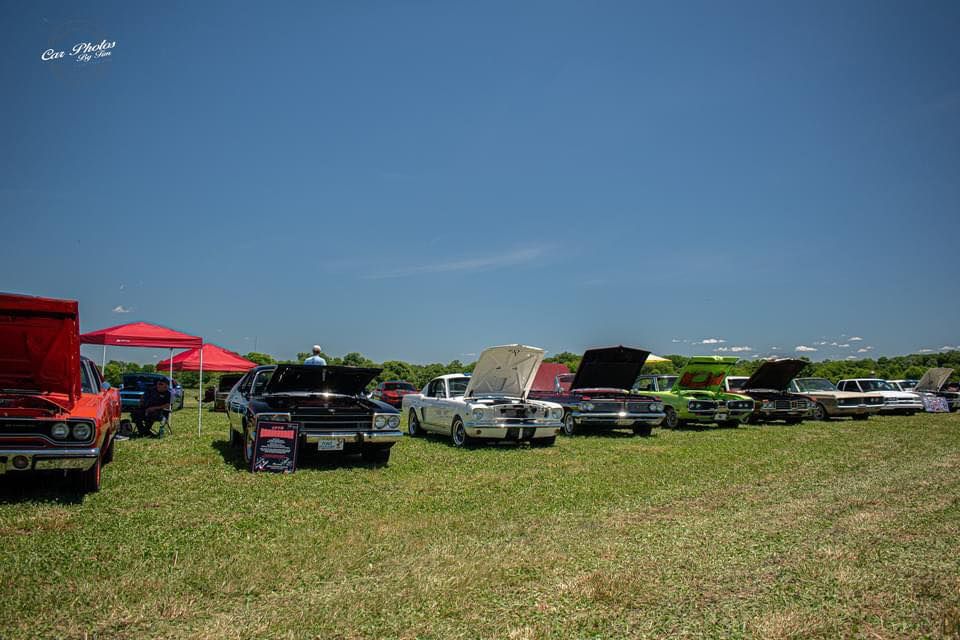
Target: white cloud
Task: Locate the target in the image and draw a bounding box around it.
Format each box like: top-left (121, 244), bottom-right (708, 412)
top-left (814, 341), bottom-right (828, 346)
top-left (857, 348), bottom-right (870, 353)
top-left (849, 336), bottom-right (863, 341)
top-left (846, 355), bottom-right (857, 360)
top-left (365, 245), bottom-right (551, 279)
top-left (730, 346), bottom-right (753, 352)
top-left (795, 345), bottom-right (818, 352)
top-left (700, 338), bottom-right (726, 344)
top-left (714, 347), bottom-right (730, 352)
top-left (770, 346), bottom-right (780, 351)
top-left (837, 343), bottom-right (850, 348)
top-left (941, 346), bottom-right (960, 351)
top-left (112, 305), bottom-right (132, 314)
top-left (671, 338), bottom-right (682, 343)
top-left (919, 349), bottom-right (934, 353)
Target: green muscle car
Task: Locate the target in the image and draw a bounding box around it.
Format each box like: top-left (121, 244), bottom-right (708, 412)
top-left (634, 356), bottom-right (754, 428)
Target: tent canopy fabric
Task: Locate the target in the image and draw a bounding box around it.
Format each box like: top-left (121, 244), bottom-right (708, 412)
top-left (647, 354), bottom-right (669, 363)
top-left (157, 343), bottom-right (256, 372)
top-left (80, 321), bottom-right (202, 348)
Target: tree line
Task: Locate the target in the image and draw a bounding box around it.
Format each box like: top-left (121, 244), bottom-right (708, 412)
top-left (100, 349), bottom-right (960, 391)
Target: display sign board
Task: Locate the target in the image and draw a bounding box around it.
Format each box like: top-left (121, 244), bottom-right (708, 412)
top-left (922, 396), bottom-right (950, 413)
top-left (251, 421), bottom-right (300, 473)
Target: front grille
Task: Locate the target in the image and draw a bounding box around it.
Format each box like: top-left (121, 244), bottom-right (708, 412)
top-left (627, 402), bottom-right (653, 412)
top-left (291, 409), bottom-right (372, 431)
top-left (775, 400), bottom-right (791, 410)
top-left (587, 400), bottom-right (624, 412)
top-left (500, 406), bottom-right (536, 418)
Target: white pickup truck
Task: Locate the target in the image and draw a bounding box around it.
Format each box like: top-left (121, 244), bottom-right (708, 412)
top-left (402, 344), bottom-right (564, 447)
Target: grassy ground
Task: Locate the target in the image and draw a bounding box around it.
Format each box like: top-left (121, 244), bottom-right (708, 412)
top-left (1, 404), bottom-right (959, 639)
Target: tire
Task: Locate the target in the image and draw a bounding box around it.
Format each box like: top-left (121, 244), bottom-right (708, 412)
top-left (76, 455), bottom-right (102, 494)
top-left (103, 435), bottom-right (115, 464)
top-left (632, 424), bottom-right (653, 437)
top-left (532, 436), bottom-right (556, 447)
top-left (242, 422), bottom-right (255, 469)
top-left (451, 417), bottom-right (473, 448)
top-left (361, 445), bottom-right (391, 465)
top-left (119, 420), bottom-right (135, 437)
top-left (663, 406), bottom-right (679, 429)
top-left (407, 410), bottom-right (423, 437)
top-left (812, 403), bottom-right (828, 421)
top-left (562, 412), bottom-right (577, 436)
top-left (177, 395), bottom-right (185, 411)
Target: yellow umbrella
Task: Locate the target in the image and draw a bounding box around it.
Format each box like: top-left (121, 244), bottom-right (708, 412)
top-left (647, 353), bottom-right (668, 363)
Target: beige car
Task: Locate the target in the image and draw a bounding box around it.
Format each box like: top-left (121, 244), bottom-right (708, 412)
top-left (788, 377), bottom-right (884, 420)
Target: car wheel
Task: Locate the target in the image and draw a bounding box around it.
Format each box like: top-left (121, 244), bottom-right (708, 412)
top-left (119, 420), bottom-right (135, 437)
top-left (632, 424), bottom-right (653, 437)
top-left (76, 455), bottom-right (102, 494)
top-left (451, 417), bottom-right (473, 448)
top-left (408, 410), bottom-right (423, 436)
top-left (812, 403), bottom-right (828, 421)
top-left (663, 406), bottom-right (679, 429)
top-left (562, 412), bottom-right (577, 436)
top-left (362, 445), bottom-right (391, 465)
top-left (242, 422), bottom-right (255, 468)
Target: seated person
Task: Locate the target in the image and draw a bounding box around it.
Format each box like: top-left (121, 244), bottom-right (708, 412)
top-left (132, 378), bottom-right (172, 437)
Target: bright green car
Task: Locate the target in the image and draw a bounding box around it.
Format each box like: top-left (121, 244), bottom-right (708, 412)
top-left (634, 356), bottom-right (754, 428)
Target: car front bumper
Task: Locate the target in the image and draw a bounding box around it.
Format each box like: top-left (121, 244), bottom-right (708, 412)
top-left (684, 408), bottom-right (753, 422)
top-left (0, 447), bottom-right (100, 473)
top-left (571, 412), bottom-right (664, 427)
top-left (880, 402), bottom-right (924, 412)
top-left (830, 405), bottom-right (883, 417)
top-left (302, 430), bottom-right (403, 446)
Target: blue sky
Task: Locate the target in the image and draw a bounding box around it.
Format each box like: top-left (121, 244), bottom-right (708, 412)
top-left (2, 1), bottom-right (958, 365)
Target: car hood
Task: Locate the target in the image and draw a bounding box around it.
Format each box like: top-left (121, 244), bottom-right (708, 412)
top-left (0, 293), bottom-right (81, 407)
top-left (743, 359), bottom-right (807, 391)
top-left (914, 368), bottom-right (953, 393)
top-left (676, 356), bottom-right (738, 393)
top-left (264, 365), bottom-right (381, 396)
top-left (465, 345), bottom-right (545, 399)
top-left (570, 346), bottom-right (650, 391)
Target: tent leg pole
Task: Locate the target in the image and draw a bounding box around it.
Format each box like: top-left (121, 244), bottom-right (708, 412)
top-left (102, 345), bottom-right (107, 371)
top-left (198, 348), bottom-right (203, 437)
top-left (169, 349), bottom-right (174, 422)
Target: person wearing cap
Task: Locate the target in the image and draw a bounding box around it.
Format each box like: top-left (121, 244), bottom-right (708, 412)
top-left (133, 378), bottom-right (172, 437)
top-left (304, 345), bottom-right (327, 366)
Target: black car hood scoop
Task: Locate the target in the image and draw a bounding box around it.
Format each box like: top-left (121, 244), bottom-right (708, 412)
top-left (264, 365), bottom-right (381, 397)
top-left (570, 346), bottom-right (650, 391)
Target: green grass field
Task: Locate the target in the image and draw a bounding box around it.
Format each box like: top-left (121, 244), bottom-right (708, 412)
top-left (1, 405), bottom-right (959, 639)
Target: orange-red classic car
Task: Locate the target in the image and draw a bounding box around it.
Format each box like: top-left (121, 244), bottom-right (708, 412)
top-left (0, 293), bottom-right (121, 493)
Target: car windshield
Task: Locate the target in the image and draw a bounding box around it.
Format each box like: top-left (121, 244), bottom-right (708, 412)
top-left (218, 375), bottom-right (242, 391)
top-left (658, 376), bottom-right (678, 390)
top-left (633, 377), bottom-right (656, 392)
top-left (384, 382), bottom-right (415, 391)
top-left (251, 371), bottom-right (274, 395)
top-left (795, 378), bottom-right (837, 392)
top-left (727, 378), bottom-right (747, 390)
top-left (448, 377), bottom-right (470, 396)
top-left (899, 381), bottom-right (917, 390)
top-left (557, 373), bottom-right (575, 391)
top-left (859, 380), bottom-right (895, 392)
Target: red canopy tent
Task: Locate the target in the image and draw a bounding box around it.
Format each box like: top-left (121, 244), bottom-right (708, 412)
top-left (80, 322), bottom-right (204, 434)
top-left (531, 362), bottom-right (571, 392)
top-left (157, 343), bottom-right (256, 372)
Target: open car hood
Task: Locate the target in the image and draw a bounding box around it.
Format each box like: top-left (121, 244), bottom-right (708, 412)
top-left (570, 346), bottom-right (650, 391)
top-left (676, 356), bottom-right (739, 392)
top-left (743, 359), bottom-right (807, 391)
top-left (0, 293), bottom-right (81, 407)
top-left (465, 345), bottom-right (544, 399)
top-left (264, 365), bottom-right (381, 396)
top-left (914, 368), bottom-right (953, 393)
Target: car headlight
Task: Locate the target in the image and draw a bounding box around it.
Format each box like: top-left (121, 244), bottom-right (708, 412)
top-left (472, 408), bottom-right (487, 421)
top-left (762, 400), bottom-right (775, 409)
top-left (374, 415), bottom-right (387, 428)
top-left (649, 402), bottom-right (664, 412)
top-left (72, 422), bottom-right (92, 440)
top-left (581, 402), bottom-right (594, 411)
top-left (51, 422), bottom-right (69, 439)
top-left (550, 407), bottom-right (563, 419)
top-left (387, 415), bottom-right (400, 429)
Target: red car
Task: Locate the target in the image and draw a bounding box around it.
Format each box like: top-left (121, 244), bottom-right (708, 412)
top-left (0, 293), bottom-right (121, 493)
top-left (371, 380), bottom-right (418, 408)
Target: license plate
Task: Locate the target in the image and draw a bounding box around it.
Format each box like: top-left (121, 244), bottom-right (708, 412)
top-left (317, 440), bottom-right (344, 451)
top-left (616, 418), bottom-right (631, 426)
top-left (715, 413), bottom-right (727, 421)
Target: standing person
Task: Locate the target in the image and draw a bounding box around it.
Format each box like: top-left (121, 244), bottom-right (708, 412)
top-left (304, 345), bottom-right (327, 366)
top-left (132, 378), bottom-right (172, 437)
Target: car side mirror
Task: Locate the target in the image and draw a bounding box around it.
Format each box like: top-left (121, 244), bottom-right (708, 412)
top-left (101, 382), bottom-right (111, 391)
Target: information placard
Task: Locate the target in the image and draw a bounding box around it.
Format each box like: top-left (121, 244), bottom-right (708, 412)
top-left (251, 421), bottom-right (300, 473)
top-left (922, 396), bottom-right (950, 413)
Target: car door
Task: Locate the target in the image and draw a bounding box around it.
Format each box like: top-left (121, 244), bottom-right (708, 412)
top-left (421, 379), bottom-right (445, 432)
top-left (227, 372), bottom-right (253, 429)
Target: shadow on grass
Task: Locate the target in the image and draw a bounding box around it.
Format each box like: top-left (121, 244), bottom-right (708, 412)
top-left (0, 472), bottom-right (86, 505)
top-left (211, 439), bottom-right (393, 471)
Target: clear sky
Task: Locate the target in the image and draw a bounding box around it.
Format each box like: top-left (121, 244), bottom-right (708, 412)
top-left (2, 1), bottom-right (958, 365)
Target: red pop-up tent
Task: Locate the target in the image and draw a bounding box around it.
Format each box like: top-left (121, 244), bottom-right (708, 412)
top-left (80, 322), bottom-right (204, 433)
top-left (157, 343), bottom-right (255, 372)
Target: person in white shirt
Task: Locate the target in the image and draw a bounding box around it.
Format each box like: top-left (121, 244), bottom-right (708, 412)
top-left (304, 345), bottom-right (327, 366)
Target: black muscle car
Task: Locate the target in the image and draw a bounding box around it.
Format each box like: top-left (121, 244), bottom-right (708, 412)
top-left (226, 364), bottom-right (401, 467)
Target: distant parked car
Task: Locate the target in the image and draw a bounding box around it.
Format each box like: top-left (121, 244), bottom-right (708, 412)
top-left (787, 377), bottom-right (884, 420)
top-left (120, 373), bottom-right (184, 412)
top-left (0, 293), bottom-right (121, 493)
top-left (213, 373), bottom-right (244, 412)
top-left (836, 379), bottom-right (923, 415)
top-left (371, 380), bottom-right (418, 408)
top-left (911, 368), bottom-right (960, 411)
top-left (723, 359), bottom-right (814, 424)
top-left (888, 379), bottom-right (918, 392)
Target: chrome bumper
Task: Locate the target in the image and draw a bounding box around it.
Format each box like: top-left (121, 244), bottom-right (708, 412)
top-left (832, 405), bottom-right (883, 416)
top-left (0, 447), bottom-right (100, 473)
top-left (687, 409), bottom-right (752, 422)
top-left (571, 412), bottom-right (665, 426)
top-left (462, 424), bottom-right (560, 440)
top-left (302, 431), bottom-right (403, 445)
top-left (880, 403), bottom-right (923, 412)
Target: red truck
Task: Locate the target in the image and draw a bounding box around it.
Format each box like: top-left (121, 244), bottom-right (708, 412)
top-left (0, 293), bottom-right (121, 493)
